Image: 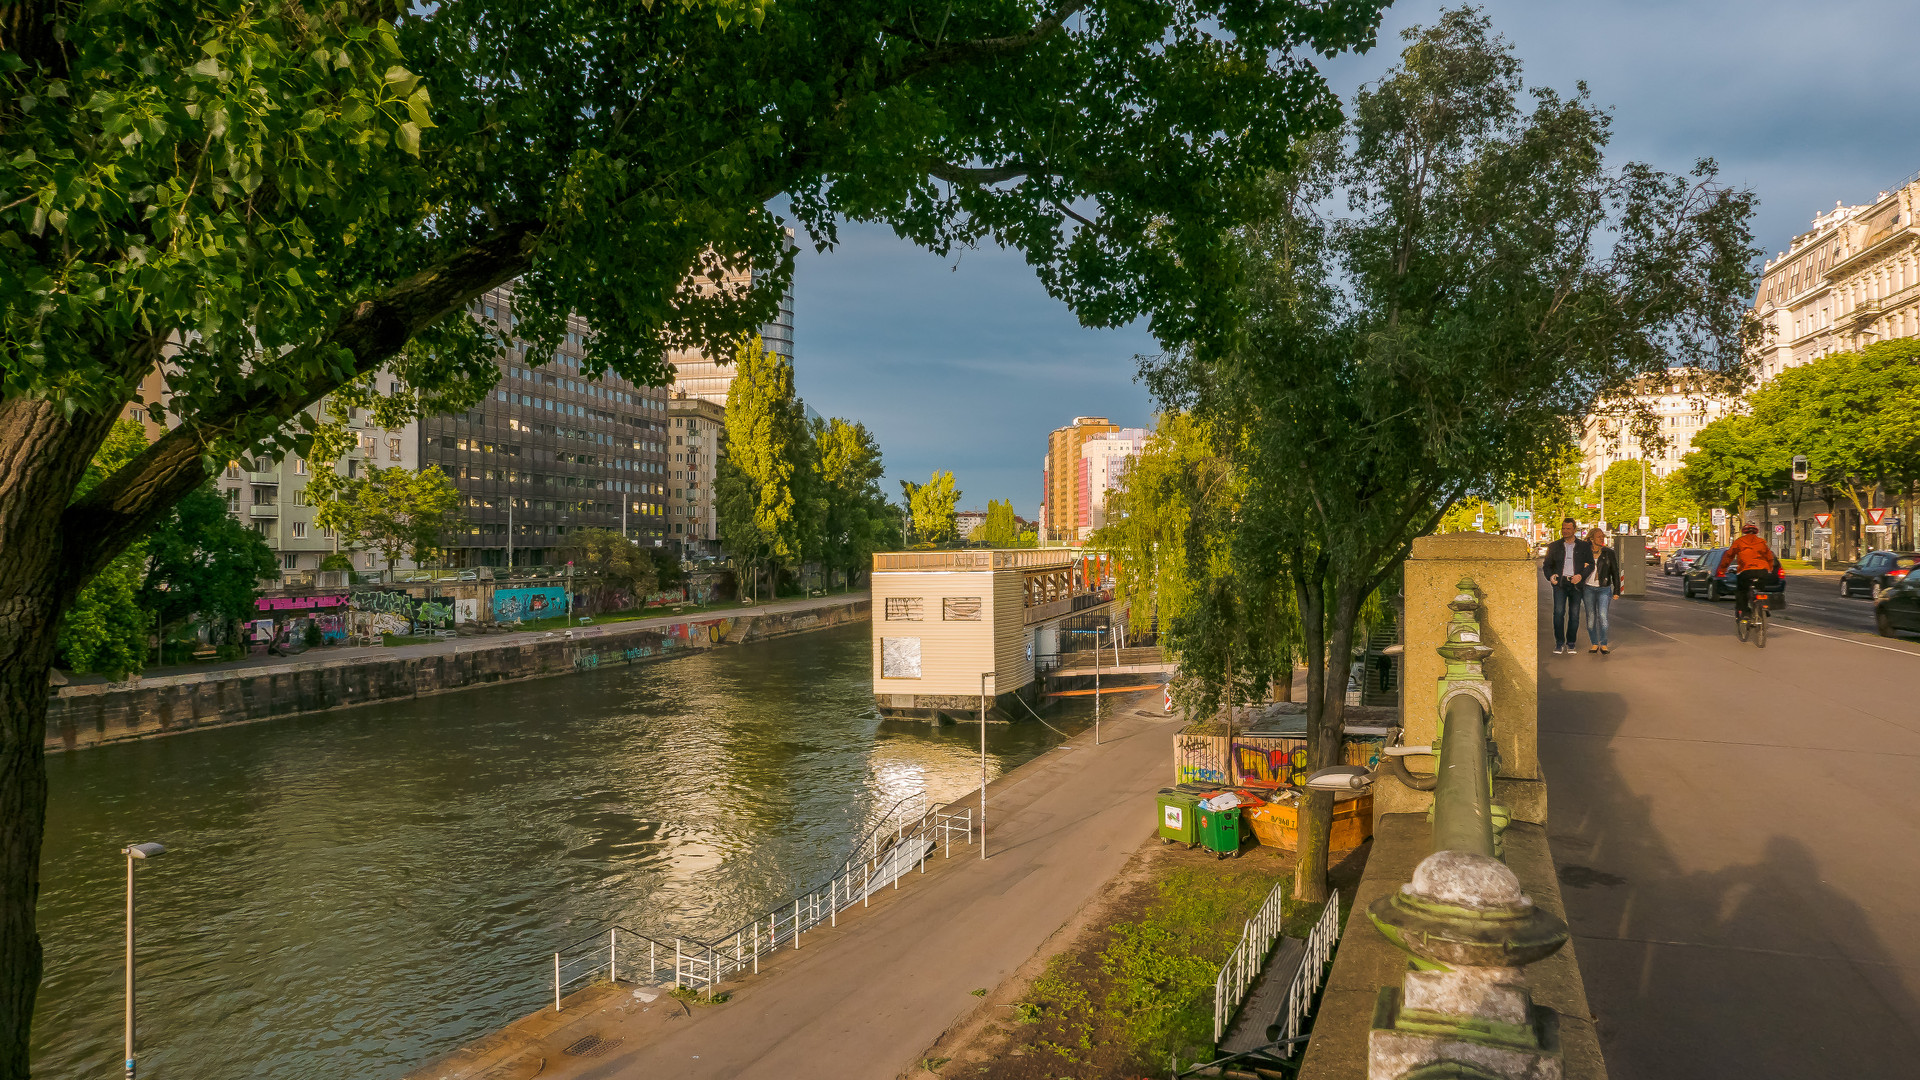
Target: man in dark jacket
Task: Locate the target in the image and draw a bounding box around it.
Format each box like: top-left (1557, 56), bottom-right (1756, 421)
top-left (1541, 518), bottom-right (1595, 654)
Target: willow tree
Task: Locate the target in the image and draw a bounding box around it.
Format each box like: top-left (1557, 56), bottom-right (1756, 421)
top-left (0, 0), bottom-right (1396, 1062)
top-left (1146, 9), bottom-right (1760, 901)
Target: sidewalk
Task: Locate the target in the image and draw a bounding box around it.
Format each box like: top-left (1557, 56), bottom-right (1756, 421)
top-left (410, 693), bottom-right (1182, 1080)
top-left (1538, 581), bottom-right (1920, 1078)
top-left (65, 592), bottom-right (867, 685)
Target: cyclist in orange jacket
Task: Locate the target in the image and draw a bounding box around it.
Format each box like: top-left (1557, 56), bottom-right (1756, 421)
top-left (1718, 524), bottom-right (1783, 619)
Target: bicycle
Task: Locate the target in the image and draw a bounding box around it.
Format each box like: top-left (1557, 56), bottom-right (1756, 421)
top-left (1735, 578), bottom-right (1776, 648)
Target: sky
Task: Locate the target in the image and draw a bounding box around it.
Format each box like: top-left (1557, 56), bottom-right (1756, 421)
top-left (781, 0), bottom-right (1920, 516)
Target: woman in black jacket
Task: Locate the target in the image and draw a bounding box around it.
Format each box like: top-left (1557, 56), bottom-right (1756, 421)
top-left (1585, 527), bottom-right (1623, 654)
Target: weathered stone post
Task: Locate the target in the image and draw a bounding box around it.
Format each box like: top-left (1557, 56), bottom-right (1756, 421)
top-left (1367, 577), bottom-right (1569, 1079)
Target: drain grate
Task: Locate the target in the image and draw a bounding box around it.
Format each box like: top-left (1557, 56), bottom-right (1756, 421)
top-left (561, 1034), bottom-right (625, 1058)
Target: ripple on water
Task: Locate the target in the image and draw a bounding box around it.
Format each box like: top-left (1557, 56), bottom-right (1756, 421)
top-left (31, 623), bottom-right (1091, 1080)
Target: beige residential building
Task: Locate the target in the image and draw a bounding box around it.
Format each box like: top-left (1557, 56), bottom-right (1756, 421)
top-left (870, 548), bottom-right (1116, 720)
top-left (1578, 372), bottom-right (1737, 486)
top-left (1753, 174), bottom-right (1920, 378)
top-left (667, 393), bottom-right (725, 547)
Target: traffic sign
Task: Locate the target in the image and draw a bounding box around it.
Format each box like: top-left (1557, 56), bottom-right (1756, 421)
top-left (1678, 517), bottom-right (1689, 528)
top-left (1638, 515), bottom-right (1651, 531)
top-left (1711, 508), bottom-right (1726, 524)
top-left (1814, 512), bottom-right (1832, 528)
top-left (1867, 507), bottom-right (1890, 526)
top-left (1773, 524), bottom-right (1785, 534)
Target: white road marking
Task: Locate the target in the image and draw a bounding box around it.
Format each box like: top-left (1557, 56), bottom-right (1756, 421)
top-left (1772, 623), bottom-right (1920, 657)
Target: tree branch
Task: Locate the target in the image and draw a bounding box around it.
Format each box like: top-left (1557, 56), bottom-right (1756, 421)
top-left (62, 221), bottom-right (544, 585)
top-left (928, 162), bottom-right (1033, 185)
top-left (881, 0), bottom-right (1085, 89)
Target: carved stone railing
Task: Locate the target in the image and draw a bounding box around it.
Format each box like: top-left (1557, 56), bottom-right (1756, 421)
top-left (1366, 579), bottom-right (1570, 1080)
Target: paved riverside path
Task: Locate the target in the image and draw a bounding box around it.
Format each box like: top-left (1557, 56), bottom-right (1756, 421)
top-left (578, 700), bottom-right (1180, 1080)
top-left (1538, 579), bottom-right (1920, 1078)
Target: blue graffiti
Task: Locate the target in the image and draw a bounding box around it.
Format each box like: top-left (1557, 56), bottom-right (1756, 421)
top-left (494, 587), bottom-right (568, 622)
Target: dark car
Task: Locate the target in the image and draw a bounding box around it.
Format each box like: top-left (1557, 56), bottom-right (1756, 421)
top-left (1664, 548), bottom-right (1706, 576)
top-left (1682, 547), bottom-right (1788, 607)
top-left (1644, 544), bottom-right (1662, 566)
top-left (1875, 573), bottom-right (1920, 637)
top-left (1839, 550), bottom-right (1920, 600)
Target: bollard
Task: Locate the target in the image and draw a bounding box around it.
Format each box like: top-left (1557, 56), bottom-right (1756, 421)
top-left (553, 953), bottom-right (562, 1012)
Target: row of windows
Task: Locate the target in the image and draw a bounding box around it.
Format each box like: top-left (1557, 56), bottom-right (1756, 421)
top-left (448, 468), bottom-right (668, 494)
top-left (883, 597), bottom-right (982, 622)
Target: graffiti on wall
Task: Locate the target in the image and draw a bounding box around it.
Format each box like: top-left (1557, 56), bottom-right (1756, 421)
top-left (494, 586), bottom-right (568, 622)
top-left (1172, 733), bottom-right (1383, 787)
top-left (257, 594), bottom-right (348, 611)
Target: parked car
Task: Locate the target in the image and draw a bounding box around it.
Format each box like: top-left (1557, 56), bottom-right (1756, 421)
top-left (1644, 544), bottom-right (1662, 566)
top-left (1664, 548), bottom-right (1706, 576)
top-left (1875, 573), bottom-right (1920, 637)
top-left (1838, 550), bottom-right (1920, 600)
top-left (1682, 548), bottom-right (1788, 607)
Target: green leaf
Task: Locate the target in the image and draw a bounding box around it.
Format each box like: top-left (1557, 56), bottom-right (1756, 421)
top-left (395, 121), bottom-right (421, 156)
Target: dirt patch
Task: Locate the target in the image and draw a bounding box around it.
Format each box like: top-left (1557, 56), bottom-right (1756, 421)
top-left (914, 833), bottom-right (1370, 1080)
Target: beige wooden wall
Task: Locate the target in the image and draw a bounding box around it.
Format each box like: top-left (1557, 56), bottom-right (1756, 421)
top-left (871, 570), bottom-right (1001, 697)
top-left (991, 570), bottom-right (1035, 694)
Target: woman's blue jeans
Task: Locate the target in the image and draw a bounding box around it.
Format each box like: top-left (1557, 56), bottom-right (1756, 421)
top-left (1585, 585), bottom-right (1613, 647)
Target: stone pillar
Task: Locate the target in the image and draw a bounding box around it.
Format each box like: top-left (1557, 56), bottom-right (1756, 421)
top-left (1616, 535), bottom-right (1646, 597)
top-left (1379, 534), bottom-right (1543, 826)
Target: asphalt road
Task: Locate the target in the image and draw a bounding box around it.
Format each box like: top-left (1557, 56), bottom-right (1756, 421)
top-left (1540, 577), bottom-right (1920, 1078)
top-left (1643, 564), bottom-right (1918, 645)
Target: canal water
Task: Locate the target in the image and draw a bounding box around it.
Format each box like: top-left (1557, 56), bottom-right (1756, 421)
top-left (31, 623), bottom-right (1110, 1079)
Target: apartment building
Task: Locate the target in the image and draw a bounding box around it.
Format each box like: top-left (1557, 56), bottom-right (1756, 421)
top-left (1042, 416), bottom-right (1119, 543)
top-left (1753, 174), bottom-right (1920, 378)
top-left (212, 401), bottom-right (422, 572)
top-left (667, 393), bottom-right (726, 548)
top-left (425, 285), bottom-right (676, 567)
top-left (1578, 372), bottom-right (1736, 486)
top-left (1077, 427), bottom-right (1148, 539)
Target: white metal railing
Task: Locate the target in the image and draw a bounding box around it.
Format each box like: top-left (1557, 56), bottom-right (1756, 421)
top-left (1213, 876), bottom-right (1292, 1043)
top-left (545, 799), bottom-right (976, 1010)
top-left (1210, 884), bottom-right (1342, 1050)
top-left (1272, 897), bottom-right (1342, 1057)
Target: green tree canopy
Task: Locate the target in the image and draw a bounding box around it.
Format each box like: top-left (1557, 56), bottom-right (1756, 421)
top-left (814, 417), bottom-right (898, 586)
top-left (971, 499), bottom-right (1021, 546)
top-left (908, 471), bottom-right (961, 546)
top-left (314, 464), bottom-right (460, 570)
top-left (139, 484), bottom-right (280, 638)
top-left (1143, 10), bottom-right (1760, 900)
top-left (720, 337), bottom-right (812, 597)
top-left (56, 421), bottom-right (152, 678)
top-left (556, 528), bottom-right (661, 612)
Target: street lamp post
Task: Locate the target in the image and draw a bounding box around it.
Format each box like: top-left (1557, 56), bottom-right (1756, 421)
top-left (979, 671), bottom-right (994, 861)
top-left (122, 841), bottom-right (166, 1080)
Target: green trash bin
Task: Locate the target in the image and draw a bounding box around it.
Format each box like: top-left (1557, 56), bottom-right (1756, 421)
top-left (1195, 804), bottom-right (1243, 858)
top-left (1156, 789), bottom-right (1199, 847)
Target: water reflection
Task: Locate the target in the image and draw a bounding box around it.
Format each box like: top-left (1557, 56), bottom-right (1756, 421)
top-left (31, 624), bottom-right (1093, 1079)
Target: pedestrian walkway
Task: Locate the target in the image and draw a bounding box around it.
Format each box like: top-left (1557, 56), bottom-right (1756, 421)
top-left (66, 592), bottom-right (866, 685)
top-left (415, 693), bottom-right (1181, 1080)
top-left (1538, 580), bottom-right (1920, 1078)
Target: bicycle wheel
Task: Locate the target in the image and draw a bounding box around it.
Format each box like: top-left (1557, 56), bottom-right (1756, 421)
top-left (1755, 604), bottom-right (1768, 648)
top-left (1736, 610), bottom-right (1749, 642)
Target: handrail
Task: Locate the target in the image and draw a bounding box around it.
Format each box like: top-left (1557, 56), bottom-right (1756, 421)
top-left (1364, 576), bottom-right (1569, 1080)
top-left (1212, 876), bottom-right (1290, 1044)
top-left (542, 799), bottom-right (978, 1010)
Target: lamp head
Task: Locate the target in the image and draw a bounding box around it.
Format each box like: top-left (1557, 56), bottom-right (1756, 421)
top-left (123, 842), bottom-right (166, 860)
top-left (1303, 767), bottom-right (1372, 792)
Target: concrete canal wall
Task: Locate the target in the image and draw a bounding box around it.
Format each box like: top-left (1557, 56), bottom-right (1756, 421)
top-left (46, 598), bottom-right (869, 753)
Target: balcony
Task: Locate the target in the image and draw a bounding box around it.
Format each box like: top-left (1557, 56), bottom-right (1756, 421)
top-left (249, 471), bottom-right (279, 485)
top-left (248, 503), bottom-right (279, 519)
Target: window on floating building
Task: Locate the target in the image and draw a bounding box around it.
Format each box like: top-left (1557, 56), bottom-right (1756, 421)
top-left (885, 597), bottom-right (924, 621)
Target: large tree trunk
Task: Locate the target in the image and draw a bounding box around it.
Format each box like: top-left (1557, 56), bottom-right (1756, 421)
top-left (1292, 569), bottom-right (1359, 905)
top-left (0, 398), bottom-right (125, 1080)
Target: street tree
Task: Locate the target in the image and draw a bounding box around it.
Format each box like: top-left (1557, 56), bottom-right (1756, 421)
top-left (0, 0), bottom-right (1400, 1062)
top-left (971, 499), bottom-right (1020, 546)
top-left (814, 418), bottom-right (897, 587)
top-left (721, 337), bottom-right (812, 598)
top-left (908, 471), bottom-right (962, 546)
top-left (139, 485), bottom-right (280, 646)
top-left (1673, 414), bottom-right (1784, 530)
top-left (315, 465), bottom-right (461, 571)
top-left (1145, 10), bottom-right (1760, 901)
top-left (556, 528), bottom-right (661, 613)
